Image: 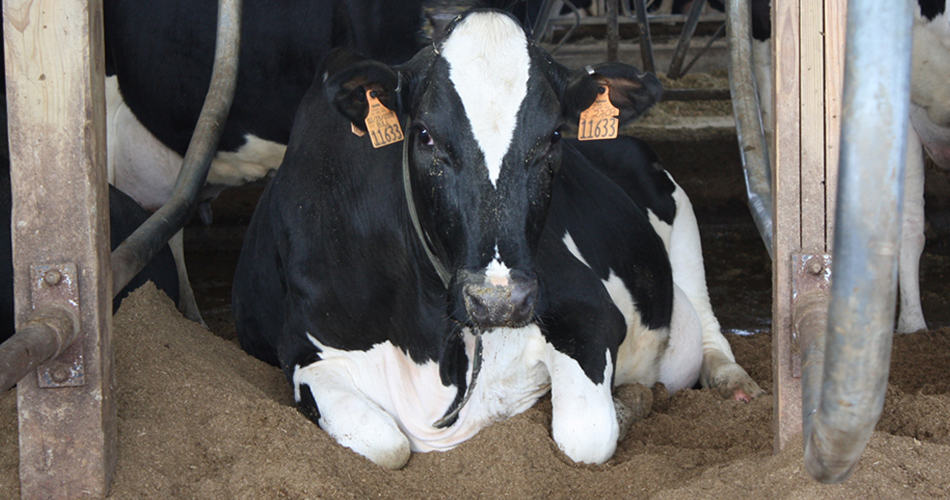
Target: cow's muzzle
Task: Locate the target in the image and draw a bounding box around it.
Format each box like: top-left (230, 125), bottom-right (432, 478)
top-left (460, 270), bottom-right (538, 328)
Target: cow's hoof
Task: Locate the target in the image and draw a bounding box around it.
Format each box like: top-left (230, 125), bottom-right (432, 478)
top-left (613, 383), bottom-right (652, 440)
top-left (896, 316), bottom-right (927, 334)
top-left (706, 362), bottom-right (764, 402)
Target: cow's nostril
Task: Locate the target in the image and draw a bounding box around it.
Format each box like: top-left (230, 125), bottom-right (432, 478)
top-left (463, 285), bottom-right (492, 325)
top-left (509, 279), bottom-right (538, 323)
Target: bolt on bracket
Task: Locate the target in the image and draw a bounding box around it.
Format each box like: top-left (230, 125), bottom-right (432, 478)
top-left (30, 263), bottom-right (84, 387)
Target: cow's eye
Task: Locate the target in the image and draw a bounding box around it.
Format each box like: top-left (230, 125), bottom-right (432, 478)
top-left (550, 130), bottom-right (561, 145)
top-left (418, 128), bottom-right (434, 147)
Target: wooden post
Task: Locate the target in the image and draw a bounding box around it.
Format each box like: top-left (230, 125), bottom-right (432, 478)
top-left (771, 0), bottom-right (803, 452)
top-left (3, 0), bottom-right (114, 497)
top-left (771, 0), bottom-right (846, 452)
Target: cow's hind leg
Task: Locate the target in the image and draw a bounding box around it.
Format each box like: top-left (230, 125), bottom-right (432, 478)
top-left (292, 359), bottom-right (411, 469)
top-left (667, 181), bottom-right (763, 400)
top-left (897, 124), bottom-right (927, 334)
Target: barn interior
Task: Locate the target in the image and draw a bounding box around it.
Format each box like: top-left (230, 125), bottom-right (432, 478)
top-left (3, 0), bottom-right (950, 497)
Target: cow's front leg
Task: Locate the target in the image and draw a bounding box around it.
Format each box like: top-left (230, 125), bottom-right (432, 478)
top-left (546, 345), bottom-right (619, 464)
top-left (292, 359), bottom-right (411, 469)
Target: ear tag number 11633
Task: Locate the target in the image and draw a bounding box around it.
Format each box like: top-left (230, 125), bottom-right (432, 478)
top-left (578, 85), bottom-right (619, 141)
top-left (364, 89), bottom-right (404, 148)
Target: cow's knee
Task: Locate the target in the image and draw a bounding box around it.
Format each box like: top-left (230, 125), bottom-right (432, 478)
top-left (547, 348), bottom-right (618, 464)
top-left (294, 361), bottom-right (411, 469)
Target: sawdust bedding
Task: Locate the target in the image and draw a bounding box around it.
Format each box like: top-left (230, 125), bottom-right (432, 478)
top-left (3, 283), bottom-right (950, 498)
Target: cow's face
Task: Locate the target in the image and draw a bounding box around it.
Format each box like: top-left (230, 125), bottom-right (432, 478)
top-left (326, 10), bottom-right (661, 330)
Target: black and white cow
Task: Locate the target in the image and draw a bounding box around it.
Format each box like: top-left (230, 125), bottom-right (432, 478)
top-left (103, 0), bottom-right (425, 212)
top-left (232, 9), bottom-right (761, 469)
top-left (101, 0), bottom-right (426, 322)
top-left (900, 0), bottom-right (950, 332)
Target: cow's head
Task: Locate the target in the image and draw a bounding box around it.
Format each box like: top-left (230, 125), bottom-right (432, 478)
top-left (325, 9), bottom-right (661, 331)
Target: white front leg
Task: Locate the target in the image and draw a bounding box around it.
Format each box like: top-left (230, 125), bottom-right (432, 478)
top-left (293, 360), bottom-right (411, 469)
top-left (546, 347), bottom-right (618, 464)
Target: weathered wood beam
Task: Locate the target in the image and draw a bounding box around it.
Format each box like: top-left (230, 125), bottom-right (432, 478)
top-left (3, 0), bottom-right (114, 496)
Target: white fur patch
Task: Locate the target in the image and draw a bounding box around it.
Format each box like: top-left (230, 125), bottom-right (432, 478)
top-left (562, 231), bottom-right (592, 268)
top-left (657, 285), bottom-right (703, 392)
top-left (441, 12), bottom-right (530, 187)
top-left (664, 175), bottom-right (733, 362)
top-left (485, 245), bottom-right (511, 286)
top-left (606, 270), bottom-right (666, 388)
top-left (911, 10), bottom-right (950, 126)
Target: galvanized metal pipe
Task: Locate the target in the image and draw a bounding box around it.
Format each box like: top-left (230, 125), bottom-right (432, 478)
top-left (0, 308), bottom-right (77, 393)
top-left (111, 0), bottom-right (241, 295)
top-left (546, 1), bottom-right (582, 55)
top-left (680, 22), bottom-right (725, 78)
top-left (803, 0), bottom-right (914, 483)
top-left (667, 0), bottom-right (706, 79)
top-left (632, 0), bottom-right (656, 73)
top-left (726, 0), bottom-right (773, 260)
top-left (606, 0), bottom-right (620, 62)
top-left (531, 0), bottom-right (555, 40)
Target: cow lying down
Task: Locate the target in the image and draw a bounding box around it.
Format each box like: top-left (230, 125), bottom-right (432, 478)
top-left (232, 9), bottom-right (762, 469)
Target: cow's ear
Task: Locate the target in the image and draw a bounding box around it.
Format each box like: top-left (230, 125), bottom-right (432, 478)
top-left (562, 63), bottom-right (663, 124)
top-left (324, 48), bottom-right (403, 132)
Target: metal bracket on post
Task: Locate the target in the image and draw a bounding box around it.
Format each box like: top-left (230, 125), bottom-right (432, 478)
top-left (790, 253), bottom-right (831, 378)
top-left (30, 263), bottom-right (83, 387)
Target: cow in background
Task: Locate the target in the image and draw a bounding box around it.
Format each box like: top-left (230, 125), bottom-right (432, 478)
top-left (102, 0), bottom-right (426, 321)
top-left (232, 9), bottom-right (761, 469)
top-left (900, 0), bottom-right (950, 332)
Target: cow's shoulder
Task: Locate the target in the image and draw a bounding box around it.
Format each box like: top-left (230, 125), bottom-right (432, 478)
top-left (540, 142), bottom-right (674, 335)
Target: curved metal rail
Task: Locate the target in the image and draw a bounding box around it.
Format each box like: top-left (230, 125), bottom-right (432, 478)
top-left (111, 0), bottom-right (241, 295)
top-left (802, 0), bottom-right (913, 483)
top-left (726, 0), bottom-right (773, 259)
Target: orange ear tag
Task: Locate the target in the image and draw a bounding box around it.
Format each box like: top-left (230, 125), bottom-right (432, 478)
top-left (363, 89), bottom-right (404, 148)
top-left (577, 85), bottom-right (619, 141)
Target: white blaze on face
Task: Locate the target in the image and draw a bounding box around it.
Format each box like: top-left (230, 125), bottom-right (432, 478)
top-left (485, 245), bottom-right (511, 286)
top-left (441, 12), bottom-right (531, 187)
